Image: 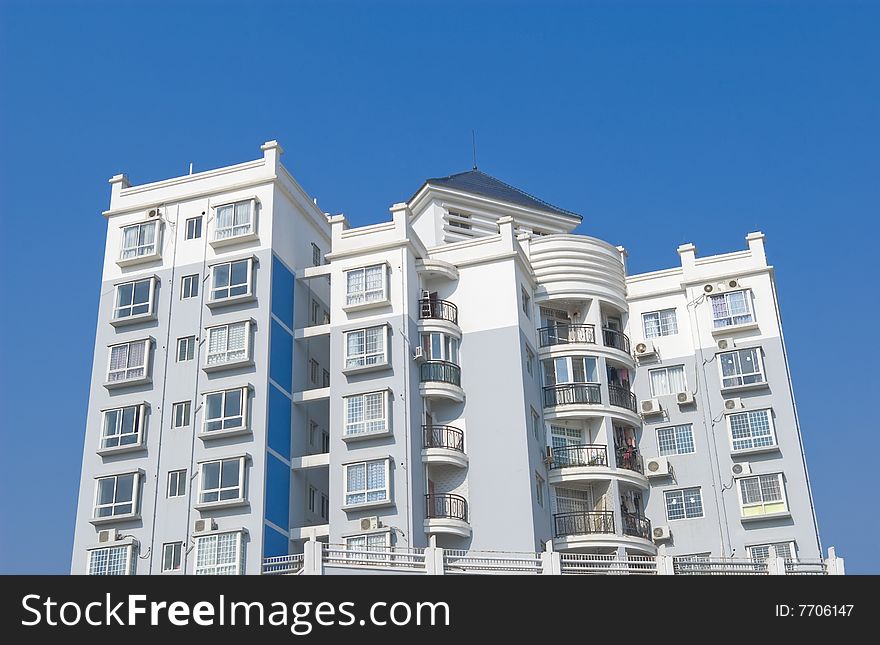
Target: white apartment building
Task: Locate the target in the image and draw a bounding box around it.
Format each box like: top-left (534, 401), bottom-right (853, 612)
top-left (72, 142), bottom-right (824, 575)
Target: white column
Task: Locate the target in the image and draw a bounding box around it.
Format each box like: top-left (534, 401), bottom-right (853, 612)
top-left (301, 538), bottom-right (324, 575)
top-left (541, 541), bottom-right (561, 575)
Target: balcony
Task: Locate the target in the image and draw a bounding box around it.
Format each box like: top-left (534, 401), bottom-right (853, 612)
top-left (419, 360), bottom-right (464, 403)
top-left (615, 447), bottom-right (644, 475)
top-left (537, 324), bottom-right (596, 349)
top-left (424, 493), bottom-right (470, 538)
top-left (554, 511), bottom-right (615, 538)
top-left (608, 385), bottom-right (637, 413)
top-left (422, 425), bottom-right (467, 468)
top-left (543, 383), bottom-right (601, 408)
top-left (622, 514), bottom-right (652, 541)
top-left (602, 328), bottom-right (631, 355)
top-left (419, 299), bottom-right (458, 325)
top-left (550, 444), bottom-right (607, 469)
top-left (553, 510), bottom-right (656, 553)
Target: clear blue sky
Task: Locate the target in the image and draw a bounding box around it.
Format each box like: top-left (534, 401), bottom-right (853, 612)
top-left (1, 0), bottom-right (877, 574)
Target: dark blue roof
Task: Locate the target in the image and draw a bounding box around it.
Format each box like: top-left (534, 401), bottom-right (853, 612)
top-left (415, 169), bottom-right (582, 220)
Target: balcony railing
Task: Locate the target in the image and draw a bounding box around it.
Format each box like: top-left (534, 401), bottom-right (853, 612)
top-left (609, 385), bottom-right (637, 412)
top-left (602, 328), bottom-right (631, 354)
top-left (622, 513), bottom-right (652, 540)
top-left (543, 383), bottom-right (602, 407)
top-left (423, 425), bottom-right (465, 453)
top-left (615, 447), bottom-right (644, 474)
top-left (550, 444), bottom-right (608, 469)
top-left (419, 299), bottom-right (458, 325)
top-left (537, 324), bottom-right (596, 348)
top-left (554, 511), bottom-right (615, 538)
top-left (420, 360), bottom-right (461, 387)
top-left (426, 494), bottom-right (468, 522)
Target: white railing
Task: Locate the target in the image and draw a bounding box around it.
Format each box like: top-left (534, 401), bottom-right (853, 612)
top-left (785, 559), bottom-right (827, 575)
top-left (560, 553), bottom-right (658, 575)
top-left (322, 543), bottom-right (426, 571)
top-left (444, 549), bottom-right (543, 575)
top-left (262, 553), bottom-right (304, 575)
top-left (673, 558), bottom-right (768, 576)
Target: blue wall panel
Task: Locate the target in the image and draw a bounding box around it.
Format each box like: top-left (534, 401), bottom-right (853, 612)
top-left (270, 319), bottom-right (293, 394)
top-left (271, 255), bottom-right (294, 329)
top-left (265, 452), bottom-right (291, 531)
top-left (267, 384), bottom-right (291, 459)
top-left (263, 524), bottom-right (289, 559)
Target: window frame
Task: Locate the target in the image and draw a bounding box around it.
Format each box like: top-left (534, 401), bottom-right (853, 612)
top-left (656, 424), bottom-right (696, 456)
top-left (728, 409), bottom-right (777, 452)
top-left (664, 486), bottom-right (704, 521)
top-left (642, 308), bottom-right (678, 338)
top-left (204, 320), bottom-right (253, 369)
top-left (343, 458), bottom-right (391, 508)
top-left (180, 273), bottom-right (199, 300)
top-left (87, 544), bottom-right (135, 575)
top-left (194, 531), bottom-right (245, 575)
top-left (343, 389), bottom-right (390, 439)
top-left (166, 469), bottom-right (187, 498)
top-left (92, 471), bottom-right (142, 521)
top-left (119, 220), bottom-right (160, 264)
top-left (344, 264), bottom-right (388, 308)
top-left (211, 199), bottom-right (257, 244)
top-left (344, 325), bottom-right (389, 371)
top-left (747, 541), bottom-right (796, 562)
top-left (98, 404), bottom-right (147, 453)
top-left (171, 401), bottom-right (191, 429)
top-left (185, 216), bottom-right (203, 240)
top-left (176, 336), bottom-right (196, 362)
top-left (208, 257), bottom-right (255, 305)
top-left (197, 456), bottom-right (247, 508)
top-left (521, 286), bottom-right (531, 318)
top-left (535, 472), bottom-right (545, 507)
top-left (311, 242), bottom-right (322, 267)
top-left (542, 355), bottom-right (599, 386)
top-left (648, 364), bottom-right (688, 397)
top-left (162, 542), bottom-right (183, 573)
top-left (106, 338), bottom-right (152, 386)
top-left (112, 276), bottom-right (158, 323)
top-left (718, 347), bottom-right (766, 389)
top-left (344, 532), bottom-right (391, 561)
top-left (200, 386), bottom-right (250, 438)
top-left (710, 290), bottom-right (755, 329)
top-left (737, 473), bottom-right (788, 518)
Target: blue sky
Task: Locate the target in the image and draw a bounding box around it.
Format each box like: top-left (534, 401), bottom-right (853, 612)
top-left (1, 0), bottom-right (877, 573)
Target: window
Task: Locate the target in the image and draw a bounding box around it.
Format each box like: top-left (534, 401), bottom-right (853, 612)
top-left (525, 345), bottom-right (534, 377)
top-left (345, 264), bottom-right (386, 306)
top-left (210, 259), bottom-right (253, 301)
top-left (309, 359), bottom-right (319, 384)
top-left (203, 387), bottom-right (247, 434)
top-left (120, 221), bottom-right (158, 260)
top-left (748, 542), bottom-right (795, 562)
top-left (181, 274), bottom-right (199, 299)
top-left (199, 457), bottom-right (245, 505)
top-left (309, 421), bottom-right (318, 447)
top-left (94, 472), bottom-right (139, 519)
top-left (100, 405), bottom-right (145, 450)
top-left (657, 424), bottom-right (695, 456)
top-left (729, 409), bottom-right (776, 451)
top-left (107, 339), bottom-right (149, 383)
top-left (214, 200), bottom-right (254, 241)
top-left (113, 277), bottom-right (155, 320)
top-left (88, 545), bottom-right (134, 575)
top-left (162, 542), bottom-right (183, 572)
top-left (321, 494), bottom-right (329, 519)
top-left (205, 321), bottom-right (251, 366)
top-left (311, 243), bottom-right (322, 267)
top-left (194, 532), bottom-right (244, 575)
top-left (321, 431), bottom-right (330, 454)
top-left (308, 486), bottom-right (317, 513)
top-left (345, 326), bottom-right (388, 369)
top-left (542, 356), bottom-right (599, 385)
top-left (344, 391), bottom-right (388, 436)
top-left (643, 309), bottom-right (678, 338)
top-left (177, 336), bottom-right (195, 362)
top-left (739, 473), bottom-right (787, 517)
top-left (167, 470), bottom-right (186, 498)
top-left (649, 365), bottom-right (687, 396)
top-left (311, 299), bottom-right (320, 326)
top-left (664, 487), bottom-right (704, 520)
top-left (171, 401), bottom-right (191, 428)
top-left (719, 348), bottom-right (765, 388)
top-left (420, 331), bottom-right (459, 364)
top-left (344, 459), bottom-right (389, 506)
top-left (531, 408), bottom-right (544, 443)
top-left (345, 533), bottom-right (388, 560)
top-left (710, 290), bottom-right (754, 328)
top-left (185, 216), bottom-right (202, 240)
top-left (323, 369), bottom-right (330, 388)
top-left (521, 286), bottom-right (531, 318)
top-left (536, 473), bottom-right (545, 507)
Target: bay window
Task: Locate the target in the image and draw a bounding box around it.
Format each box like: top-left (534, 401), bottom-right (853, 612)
top-left (719, 347), bottom-right (765, 388)
top-left (93, 472), bottom-right (141, 520)
top-left (199, 456), bottom-right (246, 505)
top-left (345, 264), bottom-right (386, 307)
top-left (209, 258), bottom-right (254, 302)
top-left (649, 365), bottom-right (687, 396)
top-left (120, 221), bottom-right (159, 262)
top-left (344, 390), bottom-right (388, 437)
top-left (344, 459), bottom-right (390, 506)
top-left (213, 200), bottom-right (255, 242)
top-left (738, 473), bottom-right (788, 518)
top-left (194, 531), bottom-right (244, 575)
top-left (113, 277), bottom-right (156, 321)
top-left (542, 356), bottom-right (598, 386)
top-left (100, 404), bottom-right (146, 452)
top-left (421, 331), bottom-right (459, 364)
top-left (202, 387), bottom-right (249, 435)
top-left (344, 325), bottom-right (388, 369)
top-left (710, 290), bottom-right (754, 328)
top-left (205, 321), bottom-right (252, 367)
top-left (729, 409), bottom-right (776, 451)
top-left (107, 339), bottom-right (150, 384)
top-left (88, 545), bottom-right (135, 575)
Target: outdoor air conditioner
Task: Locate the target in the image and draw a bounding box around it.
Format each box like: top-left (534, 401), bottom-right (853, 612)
top-left (634, 341), bottom-right (656, 358)
top-left (641, 398), bottom-right (662, 416)
top-left (677, 391), bottom-right (695, 406)
top-left (98, 529), bottom-right (118, 544)
top-left (724, 397), bottom-right (744, 412)
top-left (717, 337), bottom-right (736, 351)
top-left (645, 456), bottom-right (671, 477)
top-left (412, 346), bottom-right (425, 362)
top-left (731, 462), bottom-right (752, 477)
top-left (194, 518), bottom-right (217, 533)
top-left (360, 516), bottom-right (380, 531)
top-left (652, 525), bottom-right (672, 542)
top-left (147, 208), bottom-right (160, 218)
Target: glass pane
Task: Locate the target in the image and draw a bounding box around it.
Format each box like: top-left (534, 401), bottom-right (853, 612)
top-left (220, 459), bottom-right (240, 488)
top-left (202, 462), bottom-right (221, 490)
top-left (116, 474), bottom-right (134, 503)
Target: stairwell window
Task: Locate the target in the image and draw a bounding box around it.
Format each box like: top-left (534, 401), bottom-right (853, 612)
top-left (167, 470), bottom-right (186, 498)
top-left (209, 258), bottom-right (253, 302)
top-left (522, 286), bottom-right (531, 318)
top-left (88, 545), bottom-right (134, 575)
top-left (643, 308), bottom-right (678, 338)
top-left (213, 200), bottom-right (255, 242)
top-left (738, 473), bottom-right (787, 518)
top-left (345, 264), bottom-right (386, 307)
top-left (664, 487), bottom-right (703, 520)
top-left (203, 387), bottom-right (248, 435)
top-left (344, 390), bottom-right (388, 436)
top-left (198, 457), bottom-right (245, 505)
top-left (710, 290), bottom-right (754, 328)
top-left (649, 365), bottom-right (687, 396)
top-left (100, 404), bottom-right (146, 451)
top-left (162, 542), bottom-right (183, 572)
top-left (657, 424), bottom-right (695, 456)
top-left (719, 348), bottom-right (765, 388)
top-left (536, 473), bottom-right (545, 507)
top-left (344, 459), bottom-right (390, 506)
top-left (93, 472), bottom-right (140, 519)
top-left (205, 321), bottom-right (252, 367)
top-left (729, 409), bottom-right (776, 451)
top-left (185, 216), bottom-right (202, 240)
top-left (107, 339), bottom-right (150, 384)
top-left (171, 401), bottom-right (191, 428)
top-left (345, 326), bottom-right (388, 369)
top-left (120, 221), bottom-right (159, 261)
top-left (113, 277), bottom-right (156, 321)
top-left (311, 243), bottom-right (322, 267)
top-left (180, 274), bottom-right (199, 299)
top-left (177, 336), bottom-right (196, 362)
top-left (194, 531), bottom-right (244, 575)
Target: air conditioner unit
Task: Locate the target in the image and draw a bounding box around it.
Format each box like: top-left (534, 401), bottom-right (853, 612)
top-left (724, 397), bottom-right (743, 412)
top-left (731, 462), bottom-right (752, 477)
top-left (360, 516), bottom-right (380, 531)
top-left (717, 337), bottom-right (736, 351)
top-left (98, 529), bottom-right (118, 544)
top-left (645, 456), bottom-right (671, 477)
top-left (412, 346), bottom-right (425, 362)
top-left (641, 398), bottom-right (662, 416)
top-left (194, 518), bottom-right (217, 533)
top-left (634, 341), bottom-right (656, 358)
top-left (147, 208), bottom-right (160, 218)
top-left (676, 391), bottom-right (695, 406)
top-left (652, 525), bottom-right (672, 542)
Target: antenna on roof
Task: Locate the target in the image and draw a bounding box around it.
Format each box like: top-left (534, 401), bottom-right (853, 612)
top-left (188, 162), bottom-right (193, 175)
top-left (471, 130), bottom-right (478, 170)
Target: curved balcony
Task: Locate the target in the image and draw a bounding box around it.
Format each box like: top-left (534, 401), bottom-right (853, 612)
top-left (609, 385), bottom-right (637, 413)
top-left (602, 328), bottom-right (631, 355)
top-left (422, 425), bottom-right (467, 468)
top-left (424, 494), bottom-right (470, 538)
top-left (615, 447), bottom-right (645, 476)
top-left (419, 360), bottom-right (464, 403)
top-left (552, 510), bottom-right (656, 554)
top-left (622, 514), bottom-right (652, 541)
top-left (537, 324), bottom-right (596, 349)
top-left (549, 443), bottom-right (648, 489)
top-left (419, 299), bottom-right (458, 325)
top-left (551, 444), bottom-right (607, 469)
top-left (554, 511), bottom-right (615, 538)
top-left (543, 383), bottom-right (601, 408)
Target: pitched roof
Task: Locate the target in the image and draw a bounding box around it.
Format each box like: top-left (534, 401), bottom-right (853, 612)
top-left (413, 169), bottom-right (582, 220)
